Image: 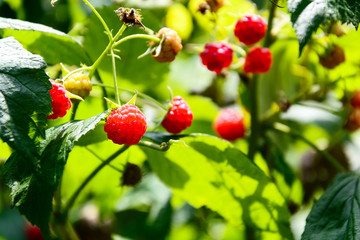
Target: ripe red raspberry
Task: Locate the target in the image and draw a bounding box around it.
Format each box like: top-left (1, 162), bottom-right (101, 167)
top-left (345, 108), bottom-right (360, 132)
top-left (319, 45), bottom-right (345, 69)
top-left (351, 90), bottom-right (360, 108)
top-left (244, 47), bottom-right (272, 74)
top-left (152, 27), bottom-right (182, 63)
top-left (234, 14), bottom-right (267, 45)
top-left (63, 72), bottom-right (92, 99)
top-left (213, 109), bottom-right (245, 141)
top-left (104, 104), bottom-right (147, 145)
top-left (47, 80), bottom-right (72, 120)
top-left (25, 223), bottom-right (44, 240)
top-left (162, 96), bottom-right (193, 134)
top-left (200, 42), bottom-right (233, 74)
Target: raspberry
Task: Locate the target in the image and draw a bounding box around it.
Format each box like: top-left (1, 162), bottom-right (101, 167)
top-left (200, 42), bottom-right (233, 74)
top-left (319, 45), bottom-right (345, 69)
top-left (162, 96), bottom-right (193, 134)
top-left (345, 108), bottom-right (360, 132)
top-left (25, 223), bottom-right (44, 240)
top-left (152, 27), bottom-right (182, 63)
top-left (104, 104), bottom-right (147, 145)
top-left (47, 80), bottom-right (72, 120)
top-left (351, 90), bottom-right (360, 108)
top-left (213, 109), bottom-right (245, 141)
top-left (63, 72), bottom-right (92, 99)
top-left (234, 14), bottom-right (267, 45)
top-left (121, 163), bottom-right (142, 186)
top-left (244, 47), bottom-right (272, 74)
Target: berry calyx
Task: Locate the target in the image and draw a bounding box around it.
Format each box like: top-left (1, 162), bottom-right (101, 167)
top-left (234, 14), bottom-right (267, 45)
top-left (319, 45), bottom-right (345, 69)
top-left (200, 42), bottom-right (233, 74)
top-left (244, 47), bottom-right (272, 74)
top-left (213, 109), bottom-right (245, 141)
top-left (104, 104), bottom-right (147, 145)
top-left (351, 90), bottom-right (360, 108)
top-left (152, 27), bottom-right (182, 63)
top-left (162, 96), bottom-right (193, 134)
top-left (121, 163), bottom-right (142, 186)
top-left (63, 72), bottom-right (92, 99)
top-left (47, 80), bottom-right (72, 120)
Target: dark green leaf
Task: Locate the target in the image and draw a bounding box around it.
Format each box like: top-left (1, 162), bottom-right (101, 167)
top-left (4, 110), bottom-right (109, 239)
top-left (143, 134), bottom-right (293, 239)
top-left (0, 37), bottom-right (52, 161)
top-left (288, 0), bottom-right (360, 53)
top-left (302, 173), bottom-right (360, 240)
top-left (0, 17), bottom-right (90, 65)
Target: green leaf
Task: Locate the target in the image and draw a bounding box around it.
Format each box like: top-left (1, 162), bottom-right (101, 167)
top-left (143, 134), bottom-right (293, 239)
top-left (302, 173), bottom-right (360, 240)
top-left (288, 0), bottom-right (360, 53)
top-left (0, 17), bottom-right (90, 65)
top-left (0, 37), bottom-right (52, 161)
top-left (4, 110), bottom-right (109, 238)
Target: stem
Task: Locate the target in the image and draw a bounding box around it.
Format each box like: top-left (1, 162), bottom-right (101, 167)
top-left (82, 0), bottom-right (111, 40)
top-left (62, 67), bottom-right (91, 82)
top-left (138, 140), bottom-right (170, 151)
top-left (88, 24), bottom-right (127, 78)
top-left (63, 145), bottom-right (129, 215)
top-left (70, 102), bottom-right (80, 121)
top-left (248, 75), bottom-right (260, 160)
top-left (111, 50), bottom-right (121, 105)
top-left (270, 122), bottom-right (345, 172)
top-left (114, 34), bottom-right (160, 47)
top-left (263, 0), bottom-right (278, 48)
top-left (85, 146), bottom-right (123, 172)
top-left (91, 82), bottom-right (168, 111)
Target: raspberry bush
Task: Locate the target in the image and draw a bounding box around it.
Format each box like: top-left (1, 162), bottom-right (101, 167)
top-left (1, 0), bottom-right (360, 239)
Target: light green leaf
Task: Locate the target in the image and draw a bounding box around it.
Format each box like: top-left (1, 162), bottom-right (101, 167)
top-left (0, 17), bottom-right (90, 65)
top-left (302, 173), bottom-right (360, 240)
top-left (143, 134), bottom-right (293, 239)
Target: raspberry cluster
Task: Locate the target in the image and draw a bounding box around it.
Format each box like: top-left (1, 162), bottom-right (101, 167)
top-left (47, 80), bottom-right (72, 120)
top-left (244, 47), bottom-right (273, 73)
top-left (213, 109), bottom-right (245, 141)
top-left (200, 42), bottom-right (233, 74)
top-left (104, 104), bottom-right (147, 145)
top-left (234, 14), bottom-right (267, 45)
top-left (152, 27), bottom-right (183, 63)
top-left (162, 96), bottom-right (193, 134)
top-left (63, 72), bottom-right (92, 99)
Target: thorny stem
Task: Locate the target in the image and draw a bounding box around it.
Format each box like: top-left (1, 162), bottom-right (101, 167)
top-left (114, 34), bottom-right (160, 47)
top-left (270, 122), bottom-right (346, 172)
top-left (82, 0), bottom-right (111, 40)
top-left (91, 82), bottom-right (168, 111)
top-left (111, 50), bottom-right (121, 105)
top-left (138, 140), bottom-right (170, 151)
top-left (88, 24), bottom-right (127, 78)
top-left (63, 145), bottom-right (130, 216)
top-left (85, 147), bottom-right (123, 172)
top-left (247, 0), bottom-right (278, 160)
top-left (248, 74), bottom-right (260, 160)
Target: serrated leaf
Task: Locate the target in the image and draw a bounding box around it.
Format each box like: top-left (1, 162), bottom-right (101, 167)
top-left (0, 17), bottom-right (90, 65)
top-left (288, 0), bottom-right (360, 53)
top-left (4, 110), bottom-right (109, 238)
top-left (142, 134), bottom-right (293, 239)
top-left (302, 173), bottom-right (360, 240)
top-left (0, 37), bottom-right (52, 161)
